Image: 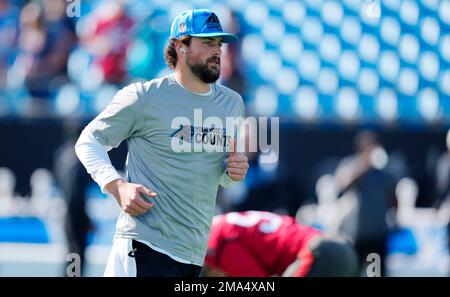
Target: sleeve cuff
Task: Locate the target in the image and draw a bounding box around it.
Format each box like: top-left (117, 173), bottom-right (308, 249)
top-left (97, 168), bottom-right (123, 194)
top-left (219, 171), bottom-right (241, 188)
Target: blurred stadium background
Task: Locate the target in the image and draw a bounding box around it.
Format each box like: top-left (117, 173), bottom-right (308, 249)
top-left (0, 0), bottom-right (449, 276)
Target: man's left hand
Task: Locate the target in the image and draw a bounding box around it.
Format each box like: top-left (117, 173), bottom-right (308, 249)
top-left (226, 140), bottom-right (249, 181)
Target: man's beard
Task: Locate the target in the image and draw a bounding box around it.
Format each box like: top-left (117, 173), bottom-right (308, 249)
top-left (187, 56), bottom-right (221, 83)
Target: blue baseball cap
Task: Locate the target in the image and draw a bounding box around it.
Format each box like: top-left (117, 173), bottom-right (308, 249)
top-left (170, 9), bottom-right (239, 43)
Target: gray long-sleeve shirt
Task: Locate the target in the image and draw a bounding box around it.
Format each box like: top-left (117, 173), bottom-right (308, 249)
top-left (75, 74), bottom-right (244, 265)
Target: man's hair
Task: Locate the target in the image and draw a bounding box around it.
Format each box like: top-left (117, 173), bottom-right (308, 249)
top-left (164, 37), bottom-right (192, 69)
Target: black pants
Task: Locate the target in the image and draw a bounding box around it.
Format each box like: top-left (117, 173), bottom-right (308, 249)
top-left (130, 240), bottom-right (202, 277)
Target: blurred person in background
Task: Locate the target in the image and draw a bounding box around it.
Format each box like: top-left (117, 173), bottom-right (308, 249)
top-left (334, 131), bottom-right (396, 276)
top-left (125, 11), bottom-right (157, 81)
top-left (11, 0), bottom-right (76, 116)
top-left (203, 211), bottom-right (358, 277)
top-left (219, 10), bottom-right (246, 98)
top-left (80, 0), bottom-right (134, 85)
top-left (53, 119), bottom-right (93, 276)
top-left (0, 0), bottom-right (19, 90)
top-left (434, 129), bottom-right (450, 253)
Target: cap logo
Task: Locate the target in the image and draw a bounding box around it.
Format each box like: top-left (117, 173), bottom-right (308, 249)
top-left (205, 13), bottom-right (222, 31)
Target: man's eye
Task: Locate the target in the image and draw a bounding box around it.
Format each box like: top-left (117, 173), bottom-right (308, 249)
top-left (204, 41), bottom-right (221, 47)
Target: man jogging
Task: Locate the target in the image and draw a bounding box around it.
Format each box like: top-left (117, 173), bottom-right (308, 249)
top-left (75, 9), bottom-right (248, 277)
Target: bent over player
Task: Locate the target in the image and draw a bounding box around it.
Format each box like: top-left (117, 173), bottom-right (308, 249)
top-left (75, 9), bottom-right (249, 277)
top-left (204, 211), bottom-right (358, 277)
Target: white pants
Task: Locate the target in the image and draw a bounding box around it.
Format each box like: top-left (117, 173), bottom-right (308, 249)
top-left (104, 238), bottom-right (137, 277)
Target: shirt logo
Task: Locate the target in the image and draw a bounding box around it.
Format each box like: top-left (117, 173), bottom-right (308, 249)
top-left (169, 125), bottom-right (231, 148)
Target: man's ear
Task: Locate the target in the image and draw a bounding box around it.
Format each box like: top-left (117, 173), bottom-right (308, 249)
top-left (176, 40), bottom-right (185, 55)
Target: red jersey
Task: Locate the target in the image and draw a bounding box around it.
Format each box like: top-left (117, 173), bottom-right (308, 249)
top-left (205, 211), bottom-right (322, 276)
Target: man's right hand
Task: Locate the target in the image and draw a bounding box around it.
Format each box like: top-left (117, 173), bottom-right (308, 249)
top-left (105, 179), bottom-right (157, 216)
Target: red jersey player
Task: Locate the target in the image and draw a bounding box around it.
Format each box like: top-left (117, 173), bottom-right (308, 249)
top-left (204, 211), bottom-right (358, 277)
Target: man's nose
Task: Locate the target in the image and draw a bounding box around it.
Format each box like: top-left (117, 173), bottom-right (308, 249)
top-left (213, 46), bottom-right (222, 56)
